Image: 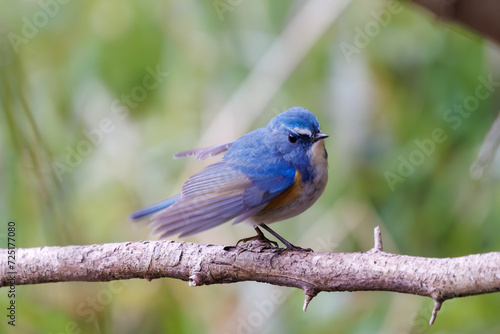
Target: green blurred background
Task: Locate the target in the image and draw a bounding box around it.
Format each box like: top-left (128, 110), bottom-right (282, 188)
top-left (1, 0), bottom-right (500, 333)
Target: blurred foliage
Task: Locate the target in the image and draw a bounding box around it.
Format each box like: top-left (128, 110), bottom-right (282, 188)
top-left (1, 0), bottom-right (500, 333)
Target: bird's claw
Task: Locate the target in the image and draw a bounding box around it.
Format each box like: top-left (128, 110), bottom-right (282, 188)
top-left (235, 234), bottom-right (279, 248)
top-left (269, 244), bottom-right (314, 266)
top-left (285, 245), bottom-right (313, 252)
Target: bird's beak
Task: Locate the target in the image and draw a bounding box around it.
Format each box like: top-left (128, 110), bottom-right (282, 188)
top-left (313, 133), bottom-right (329, 142)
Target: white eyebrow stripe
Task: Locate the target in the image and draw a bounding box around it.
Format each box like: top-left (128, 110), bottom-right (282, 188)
top-left (292, 127), bottom-right (312, 136)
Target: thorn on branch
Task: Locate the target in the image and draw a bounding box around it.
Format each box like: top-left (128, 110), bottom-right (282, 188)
top-left (371, 225), bottom-right (384, 252)
top-left (302, 286), bottom-right (319, 312)
top-left (189, 272), bottom-right (204, 287)
top-left (429, 299), bottom-right (443, 325)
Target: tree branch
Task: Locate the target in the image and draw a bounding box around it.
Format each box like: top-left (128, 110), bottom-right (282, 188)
top-left (1, 227), bottom-right (499, 325)
top-left (412, 0), bottom-right (500, 45)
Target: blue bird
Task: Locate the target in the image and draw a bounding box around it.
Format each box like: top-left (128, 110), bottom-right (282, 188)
top-left (130, 107), bottom-right (328, 250)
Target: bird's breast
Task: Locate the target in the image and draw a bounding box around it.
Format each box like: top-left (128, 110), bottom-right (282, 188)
top-left (251, 139), bottom-right (328, 225)
top-left (310, 139), bottom-right (328, 190)
top-left (263, 170), bottom-right (304, 210)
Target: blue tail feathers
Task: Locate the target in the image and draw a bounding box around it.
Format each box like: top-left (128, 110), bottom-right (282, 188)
top-left (129, 195), bottom-right (180, 220)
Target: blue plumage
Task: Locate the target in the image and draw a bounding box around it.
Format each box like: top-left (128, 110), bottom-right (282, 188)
top-left (129, 196), bottom-right (179, 220)
top-left (130, 106), bottom-right (328, 249)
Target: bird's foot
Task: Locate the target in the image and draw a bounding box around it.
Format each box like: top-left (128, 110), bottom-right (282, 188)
top-left (269, 242), bottom-right (314, 265)
top-left (223, 227), bottom-right (280, 251)
top-left (284, 244), bottom-right (313, 252)
top-left (235, 232), bottom-right (279, 249)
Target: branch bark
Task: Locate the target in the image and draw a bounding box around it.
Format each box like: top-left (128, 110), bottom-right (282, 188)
top-left (1, 227), bottom-right (499, 325)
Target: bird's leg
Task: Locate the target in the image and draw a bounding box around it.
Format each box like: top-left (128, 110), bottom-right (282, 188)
top-left (259, 224), bottom-right (313, 252)
top-left (235, 226), bottom-right (279, 248)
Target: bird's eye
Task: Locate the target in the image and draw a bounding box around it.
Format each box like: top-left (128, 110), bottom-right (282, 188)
top-left (288, 134), bottom-right (298, 143)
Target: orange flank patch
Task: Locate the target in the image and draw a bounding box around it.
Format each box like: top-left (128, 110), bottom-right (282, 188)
top-left (264, 170), bottom-right (303, 210)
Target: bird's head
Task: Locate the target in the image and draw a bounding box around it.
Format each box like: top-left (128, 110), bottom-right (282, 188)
top-left (267, 107), bottom-right (328, 170)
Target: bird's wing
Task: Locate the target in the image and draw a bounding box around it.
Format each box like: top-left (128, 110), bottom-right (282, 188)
top-left (129, 195), bottom-right (180, 220)
top-left (149, 162), bottom-right (295, 238)
top-left (173, 141), bottom-right (235, 160)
